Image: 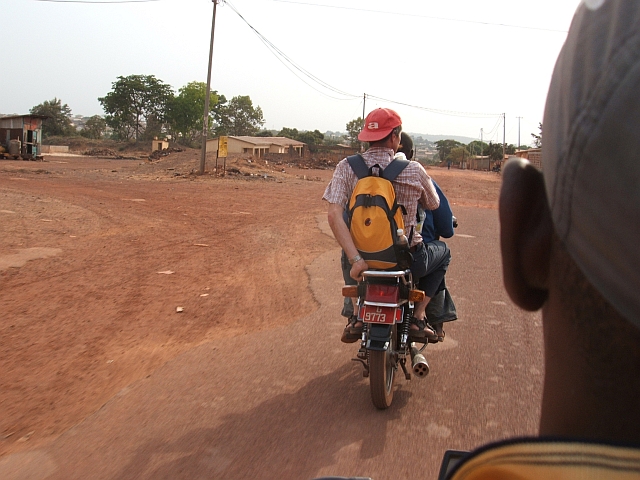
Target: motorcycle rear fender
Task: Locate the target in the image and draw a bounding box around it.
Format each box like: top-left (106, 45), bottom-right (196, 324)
top-left (366, 324), bottom-right (393, 351)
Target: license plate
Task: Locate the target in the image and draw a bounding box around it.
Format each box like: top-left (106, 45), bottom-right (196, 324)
top-left (359, 305), bottom-right (402, 324)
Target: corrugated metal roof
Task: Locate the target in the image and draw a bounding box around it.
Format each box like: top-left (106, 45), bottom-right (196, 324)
top-left (232, 136), bottom-right (305, 146)
top-left (0, 114), bottom-right (48, 120)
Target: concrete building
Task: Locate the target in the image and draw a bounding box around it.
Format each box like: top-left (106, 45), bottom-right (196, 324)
top-left (514, 148), bottom-right (542, 169)
top-left (152, 138), bottom-right (169, 152)
top-left (467, 155), bottom-right (491, 171)
top-left (206, 136), bottom-right (305, 158)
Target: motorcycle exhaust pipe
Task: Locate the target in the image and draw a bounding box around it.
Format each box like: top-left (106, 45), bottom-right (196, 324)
top-left (410, 346), bottom-right (429, 378)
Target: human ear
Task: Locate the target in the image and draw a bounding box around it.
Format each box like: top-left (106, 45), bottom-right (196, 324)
top-left (499, 158), bottom-right (553, 311)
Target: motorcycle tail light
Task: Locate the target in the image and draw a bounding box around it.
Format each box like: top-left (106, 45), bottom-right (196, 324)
top-left (408, 289), bottom-right (426, 303)
top-left (342, 285), bottom-right (358, 297)
top-left (365, 284), bottom-right (399, 303)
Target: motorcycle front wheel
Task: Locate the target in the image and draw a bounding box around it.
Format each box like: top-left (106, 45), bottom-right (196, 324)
top-left (368, 325), bottom-right (397, 409)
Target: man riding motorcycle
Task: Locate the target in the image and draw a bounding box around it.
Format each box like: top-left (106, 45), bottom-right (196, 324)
top-left (322, 108), bottom-right (440, 343)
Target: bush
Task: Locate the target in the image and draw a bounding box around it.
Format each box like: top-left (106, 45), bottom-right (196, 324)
top-left (42, 136), bottom-right (150, 153)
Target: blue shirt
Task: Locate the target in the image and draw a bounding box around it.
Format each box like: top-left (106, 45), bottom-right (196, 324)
top-left (421, 181), bottom-right (454, 243)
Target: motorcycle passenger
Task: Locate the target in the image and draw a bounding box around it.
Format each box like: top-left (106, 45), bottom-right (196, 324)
top-left (397, 132), bottom-right (456, 342)
top-left (447, 1), bottom-right (640, 478)
top-left (323, 108), bottom-right (440, 343)
top-left (338, 133), bottom-right (455, 343)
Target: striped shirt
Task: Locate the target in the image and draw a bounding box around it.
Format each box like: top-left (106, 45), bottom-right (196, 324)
top-left (323, 147), bottom-right (440, 246)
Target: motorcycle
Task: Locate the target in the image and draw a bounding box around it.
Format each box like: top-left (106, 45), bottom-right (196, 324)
top-left (341, 267), bottom-right (431, 409)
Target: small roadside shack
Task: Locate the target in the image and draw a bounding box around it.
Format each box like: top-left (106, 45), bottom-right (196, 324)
top-left (0, 114), bottom-right (45, 159)
top-left (151, 137), bottom-right (169, 152)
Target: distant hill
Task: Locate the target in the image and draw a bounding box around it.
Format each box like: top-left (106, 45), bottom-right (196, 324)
top-left (325, 131), bottom-right (477, 145)
top-left (407, 132), bottom-right (477, 144)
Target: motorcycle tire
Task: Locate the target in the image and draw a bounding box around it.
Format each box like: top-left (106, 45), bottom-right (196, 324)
top-left (369, 325), bottom-right (397, 409)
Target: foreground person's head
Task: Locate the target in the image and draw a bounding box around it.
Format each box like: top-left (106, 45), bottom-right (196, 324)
top-left (358, 108), bottom-right (402, 150)
top-left (499, 0), bottom-right (640, 443)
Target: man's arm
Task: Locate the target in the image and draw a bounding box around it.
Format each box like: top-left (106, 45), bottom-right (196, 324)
top-left (415, 164), bottom-right (440, 211)
top-left (327, 203), bottom-right (368, 281)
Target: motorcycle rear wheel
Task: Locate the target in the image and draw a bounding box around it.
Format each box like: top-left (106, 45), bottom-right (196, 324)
top-left (369, 325), bottom-right (397, 409)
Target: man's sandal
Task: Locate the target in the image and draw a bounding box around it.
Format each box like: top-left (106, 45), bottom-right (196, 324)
top-left (408, 317), bottom-right (439, 343)
top-left (341, 315), bottom-right (364, 343)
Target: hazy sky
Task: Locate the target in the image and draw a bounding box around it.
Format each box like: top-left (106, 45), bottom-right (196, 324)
top-left (1, 0), bottom-right (582, 145)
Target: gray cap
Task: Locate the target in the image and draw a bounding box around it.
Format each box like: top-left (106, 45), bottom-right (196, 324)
top-left (543, 0), bottom-right (640, 328)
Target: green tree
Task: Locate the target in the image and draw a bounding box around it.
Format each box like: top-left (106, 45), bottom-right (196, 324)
top-left (255, 130), bottom-right (274, 137)
top-left (297, 129), bottom-right (324, 153)
top-left (484, 141), bottom-right (504, 161)
top-left (531, 122), bottom-right (542, 148)
top-left (345, 117), bottom-right (363, 148)
top-left (166, 81), bottom-right (225, 146)
top-left (278, 127), bottom-right (299, 139)
top-left (141, 113), bottom-right (164, 142)
top-left (81, 115), bottom-right (107, 139)
top-left (434, 139), bottom-right (463, 162)
top-left (277, 127), bottom-right (324, 151)
top-left (467, 140), bottom-right (488, 156)
top-left (99, 75), bottom-right (173, 142)
top-left (215, 95), bottom-right (264, 136)
top-left (447, 146), bottom-right (471, 164)
top-left (30, 98), bottom-right (75, 138)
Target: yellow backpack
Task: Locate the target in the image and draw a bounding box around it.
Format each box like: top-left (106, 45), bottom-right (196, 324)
top-left (346, 154), bottom-right (410, 270)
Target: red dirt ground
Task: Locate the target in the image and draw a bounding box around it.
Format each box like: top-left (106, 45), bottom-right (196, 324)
top-left (0, 149), bottom-right (501, 456)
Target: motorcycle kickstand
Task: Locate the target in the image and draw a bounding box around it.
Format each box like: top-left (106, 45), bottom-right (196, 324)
top-left (400, 358), bottom-right (411, 380)
top-left (352, 346), bottom-right (369, 377)
top-left (351, 357), bottom-right (369, 377)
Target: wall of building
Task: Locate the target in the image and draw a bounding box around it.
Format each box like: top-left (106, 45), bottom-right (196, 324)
top-left (151, 140), bottom-right (169, 152)
top-left (40, 145), bottom-right (70, 153)
top-left (515, 148), bottom-right (542, 170)
top-left (0, 128), bottom-right (23, 147)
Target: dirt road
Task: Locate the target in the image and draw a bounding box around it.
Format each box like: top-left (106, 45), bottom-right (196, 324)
top-left (0, 152), bottom-right (542, 479)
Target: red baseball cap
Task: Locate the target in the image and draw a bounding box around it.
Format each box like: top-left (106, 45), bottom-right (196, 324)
top-left (358, 108), bottom-right (402, 142)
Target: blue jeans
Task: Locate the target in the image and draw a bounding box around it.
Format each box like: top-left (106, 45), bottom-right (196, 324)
top-left (416, 240), bottom-right (451, 298)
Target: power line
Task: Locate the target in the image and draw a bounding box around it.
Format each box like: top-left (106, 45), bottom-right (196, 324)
top-left (34, 0), bottom-right (159, 3)
top-left (270, 0), bottom-right (569, 34)
top-left (226, 0), bottom-right (359, 101)
top-left (482, 116), bottom-right (503, 139)
top-left (367, 94), bottom-right (502, 119)
top-left (226, 2), bottom-right (503, 119)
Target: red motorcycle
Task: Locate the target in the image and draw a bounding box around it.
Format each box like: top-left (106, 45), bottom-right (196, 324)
top-left (342, 268), bottom-right (430, 409)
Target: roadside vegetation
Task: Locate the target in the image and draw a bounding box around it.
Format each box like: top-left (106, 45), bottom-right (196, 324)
top-left (26, 74), bottom-right (541, 164)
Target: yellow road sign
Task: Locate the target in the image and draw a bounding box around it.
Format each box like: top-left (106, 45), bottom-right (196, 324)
top-left (218, 136), bottom-right (228, 158)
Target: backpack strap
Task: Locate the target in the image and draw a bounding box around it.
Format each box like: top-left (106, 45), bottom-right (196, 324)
top-left (382, 158), bottom-right (410, 181)
top-left (346, 154), bottom-right (369, 179)
top-left (348, 154), bottom-right (410, 181)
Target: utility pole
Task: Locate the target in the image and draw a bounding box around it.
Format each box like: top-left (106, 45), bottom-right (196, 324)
top-left (516, 116), bottom-right (523, 149)
top-left (362, 93), bottom-right (367, 120)
top-left (199, 0), bottom-right (221, 175)
top-left (502, 113), bottom-right (506, 162)
top-left (360, 93), bottom-right (367, 152)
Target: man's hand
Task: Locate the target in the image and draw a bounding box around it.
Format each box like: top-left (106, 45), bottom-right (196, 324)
top-left (350, 258), bottom-right (368, 281)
